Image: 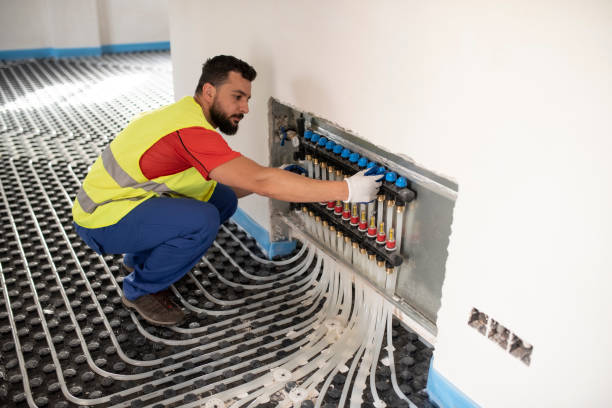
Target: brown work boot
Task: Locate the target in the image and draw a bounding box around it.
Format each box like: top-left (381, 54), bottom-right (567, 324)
top-left (120, 262), bottom-right (134, 274)
top-left (121, 290), bottom-right (185, 326)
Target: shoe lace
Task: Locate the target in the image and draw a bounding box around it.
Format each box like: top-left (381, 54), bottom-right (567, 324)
top-left (153, 290), bottom-right (178, 310)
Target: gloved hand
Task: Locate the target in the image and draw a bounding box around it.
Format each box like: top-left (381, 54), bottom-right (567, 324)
top-left (344, 168), bottom-right (382, 202)
top-left (279, 163), bottom-right (307, 175)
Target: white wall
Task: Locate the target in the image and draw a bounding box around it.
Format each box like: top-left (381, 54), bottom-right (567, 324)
top-left (97, 0), bottom-right (169, 45)
top-left (168, 1), bottom-right (612, 407)
top-left (0, 0), bottom-right (59, 50)
top-left (0, 0), bottom-right (169, 51)
top-left (46, 0), bottom-right (100, 48)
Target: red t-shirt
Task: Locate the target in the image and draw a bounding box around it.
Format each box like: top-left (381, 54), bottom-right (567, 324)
top-left (139, 126), bottom-right (241, 180)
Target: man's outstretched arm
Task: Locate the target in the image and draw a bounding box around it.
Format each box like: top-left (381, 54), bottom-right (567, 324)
top-left (230, 185), bottom-right (253, 198)
top-left (209, 156), bottom-right (348, 202)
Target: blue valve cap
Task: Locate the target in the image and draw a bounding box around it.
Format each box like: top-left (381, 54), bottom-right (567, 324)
top-left (325, 140), bottom-right (335, 151)
top-left (395, 177), bottom-right (408, 188)
top-left (385, 172), bottom-right (398, 183)
top-left (366, 161), bottom-right (377, 169)
top-left (341, 148), bottom-right (351, 159)
top-left (317, 136), bottom-right (328, 146)
top-left (376, 166), bottom-right (386, 175)
top-left (358, 157), bottom-right (368, 168)
top-left (349, 152), bottom-right (360, 163)
top-left (311, 133), bottom-right (321, 143)
top-left (304, 130), bottom-right (313, 140)
top-left (333, 145), bottom-right (343, 155)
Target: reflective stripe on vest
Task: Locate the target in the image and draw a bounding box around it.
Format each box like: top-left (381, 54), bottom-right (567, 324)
top-left (76, 146), bottom-right (181, 214)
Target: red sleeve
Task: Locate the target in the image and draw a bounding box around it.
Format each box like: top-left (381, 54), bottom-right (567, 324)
top-left (140, 127), bottom-right (242, 180)
top-left (175, 127), bottom-right (242, 178)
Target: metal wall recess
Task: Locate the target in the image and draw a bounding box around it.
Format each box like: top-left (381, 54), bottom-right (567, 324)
top-left (268, 98), bottom-right (458, 340)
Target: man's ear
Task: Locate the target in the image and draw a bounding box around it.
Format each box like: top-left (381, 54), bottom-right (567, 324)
top-left (202, 83), bottom-right (216, 101)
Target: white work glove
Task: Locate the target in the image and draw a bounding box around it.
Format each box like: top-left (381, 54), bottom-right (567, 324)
top-left (344, 169), bottom-right (382, 203)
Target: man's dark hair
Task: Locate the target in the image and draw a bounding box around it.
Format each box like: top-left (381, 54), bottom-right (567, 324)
top-left (194, 55), bottom-right (257, 94)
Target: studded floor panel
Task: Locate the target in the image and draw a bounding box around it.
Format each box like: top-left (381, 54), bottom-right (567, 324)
top-left (0, 52), bottom-right (433, 408)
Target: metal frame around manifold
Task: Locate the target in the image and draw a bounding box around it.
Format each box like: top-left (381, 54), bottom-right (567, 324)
top-left (268, 97), bottom-right (457, 335)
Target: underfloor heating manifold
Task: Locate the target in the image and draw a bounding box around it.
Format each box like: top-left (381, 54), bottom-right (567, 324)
top-left (0, 52), bottom-right (433, 408)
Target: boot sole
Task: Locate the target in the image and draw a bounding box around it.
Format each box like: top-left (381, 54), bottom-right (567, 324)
top-left (120, 263), bottom-right (134, 274)
top-left (121, 296), bottom-right (184, 327)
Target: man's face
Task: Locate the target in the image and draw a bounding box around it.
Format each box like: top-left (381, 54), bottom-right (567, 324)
top-left (209, 71), bottom-right (251, 135)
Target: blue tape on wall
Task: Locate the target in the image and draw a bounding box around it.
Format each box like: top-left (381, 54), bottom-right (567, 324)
top-left (426, 358), bottom-right (480, 408)
top-left (100, 41), bottom-right (170, 54)
top-left (230, 208), bottom-right (296, 258)
top-left (0, 47), bottom-right (101, 60)
top-left (0, 42), bottom-right (170, 60)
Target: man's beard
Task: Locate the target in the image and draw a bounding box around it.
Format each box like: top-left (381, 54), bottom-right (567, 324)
top-left (210, 100), bottom-right (243, 135)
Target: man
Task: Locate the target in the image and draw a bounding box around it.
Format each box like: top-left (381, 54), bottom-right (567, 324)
top-left (72, 55), bottom-right (381, 326)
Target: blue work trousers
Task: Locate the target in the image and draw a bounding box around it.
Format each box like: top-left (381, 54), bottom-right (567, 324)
top-left (74, 184), bottom-right (237, 300)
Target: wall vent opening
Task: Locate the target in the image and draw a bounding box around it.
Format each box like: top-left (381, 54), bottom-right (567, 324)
top-left (509, 333), bottom-right (533, 366)
top-left (467, 307), bottom-right (533, 366)
top-left (467, 307), bottom-right (488, 335)
top-left (488, 319), bottom-right (510, 350)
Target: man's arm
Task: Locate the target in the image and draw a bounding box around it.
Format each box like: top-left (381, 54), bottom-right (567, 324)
top-left (209, 156), bottom-right (349, 202)
top-left (230, 185), bottom-right (252, 198)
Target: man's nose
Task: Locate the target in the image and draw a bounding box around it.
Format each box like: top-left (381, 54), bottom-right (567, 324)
top-left (240, 100), bottom-right (249, 114)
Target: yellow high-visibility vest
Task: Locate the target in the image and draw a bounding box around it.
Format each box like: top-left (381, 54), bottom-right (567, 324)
top-left (72, 96), bottom-right (218, 228)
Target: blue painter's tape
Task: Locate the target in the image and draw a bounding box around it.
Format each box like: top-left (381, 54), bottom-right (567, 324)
top-left (0, 48), bottom-right (56, 60)
top-left (0, 42), bottom-right (170, 60)
top-left (52, 47), bottom-right (102, 58)
top-left (268, 240), bottom-right (297, 259)
top-left (0, 46), bottom-right (102, 60)
top-left (0, 47), bottom-right (100, 60)
top-left (426, 358), bottom-right (480, 408)
top-left (100, 41), bottom-right (170, 54)
top-left (230, 208), bottom-right (296, 258)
